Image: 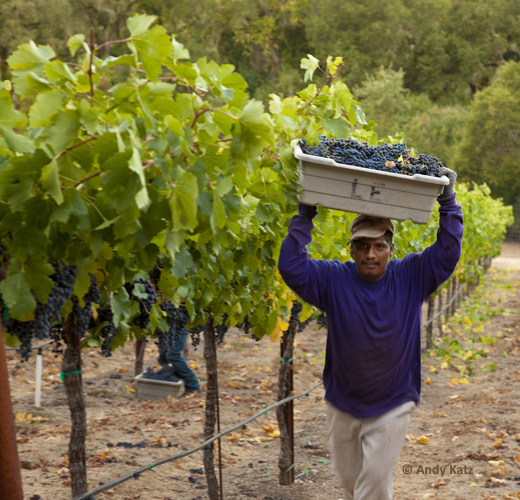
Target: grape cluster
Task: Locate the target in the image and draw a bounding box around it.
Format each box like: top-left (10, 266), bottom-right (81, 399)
top-left (289, 300), bottom-right (303, 327)
top-left (297, 315), bottom-right (313, 333)
top-left (4, 263), bottom-right (77, 361)
top-left (5, 320), bottom-right (34, 361)
top-left (299, 136), bottom-right (444, 177)
top-left (189, 324), bottom-right (205, 349)
top-left (51, 325), bottom-right (63, 356)
top-left (156, 301), bottom-right (178, 356)
top-left (98, 304), bottom-right (116, 357)
top-left (237, 314), bottom-right (256, 340)
top-left (149, 263), bottom-right (162, 286)
top-left (155, 302), bottom-right (191, 356)
top-left (215, 313), bottom-right (229, 345)
top-left (127, 278), bottom-right (157, 329)
top-left (73, 273), bottom-right (101, 337)
top-left (141, 366), bottom-right (179, 383)
top-left (316, 312), bottom-right (327, 330)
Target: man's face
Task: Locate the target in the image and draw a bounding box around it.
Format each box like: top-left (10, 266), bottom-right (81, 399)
top-left (350, 235), bottom-right (394, 282)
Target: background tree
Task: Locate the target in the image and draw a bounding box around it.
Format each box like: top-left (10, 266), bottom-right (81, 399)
top-left (405, 104), bottom-right (468, 168)
top-left (353, 67), bottom-right (431, 139)
top-left (454, 60), bottom-right (520, 205)
top-left (0, 0), bottom-right (79, 79)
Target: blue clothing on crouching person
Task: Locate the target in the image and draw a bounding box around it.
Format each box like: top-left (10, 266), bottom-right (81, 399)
top-left (159, 331), bottom-right (201, 393)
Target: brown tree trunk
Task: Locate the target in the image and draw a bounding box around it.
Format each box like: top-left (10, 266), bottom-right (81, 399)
top-left (0, 322), bottom-right (24, 500)
top-left (437, 290), bottom-right (444, 335)
top-left (450, 276), bottom-right (458, 317)
top-left (62, 313), bottom-right (88, 497)
top-left (277, 309), bottom-right (299, 485)
top-left (203, 320), bottom-right (220, 500)
top-left (135, 338), bottom-right (146, 376)
top-left (426, 295), bottom-right (434, 350)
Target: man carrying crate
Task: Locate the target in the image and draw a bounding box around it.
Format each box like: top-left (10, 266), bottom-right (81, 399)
top-left (278, 168), bottom-right (463, 499)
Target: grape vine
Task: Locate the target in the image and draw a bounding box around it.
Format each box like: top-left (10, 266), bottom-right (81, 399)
top-left (3, 263), bottom-right (77, 360)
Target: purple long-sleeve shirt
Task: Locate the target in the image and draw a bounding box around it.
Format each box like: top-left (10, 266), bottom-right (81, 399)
top-left (278, 195), bottom-right (464, 418)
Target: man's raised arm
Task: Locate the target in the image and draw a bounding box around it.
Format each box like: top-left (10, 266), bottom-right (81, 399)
top-left (278, 204), bottom-right (329, 310)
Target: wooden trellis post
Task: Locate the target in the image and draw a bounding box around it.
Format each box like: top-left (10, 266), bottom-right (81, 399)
top-left (0, 323), bottom-right (24, 500)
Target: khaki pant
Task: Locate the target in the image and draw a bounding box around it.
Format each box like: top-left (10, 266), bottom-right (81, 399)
top-left (327, 401), bottom-right (414, 500)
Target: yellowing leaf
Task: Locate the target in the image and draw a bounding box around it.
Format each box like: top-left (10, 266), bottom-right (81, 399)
top-left (425, 378), bottom-right (432, 385)
top-left (125, 384), bottom-right (136, 393)
top-left (269, 316), bottom-right (289, 343)
top-left (493, 438), bottom-right (503, 448)
top-left (416, 435), bottom-right (430, 444)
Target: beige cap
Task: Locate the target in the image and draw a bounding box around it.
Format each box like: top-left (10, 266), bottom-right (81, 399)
top-left (348, 214), bottom-right (395, 244)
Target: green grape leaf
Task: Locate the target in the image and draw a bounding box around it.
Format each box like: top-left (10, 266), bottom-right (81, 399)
top-left (0, 125), bottom-right (35, 153)
top-left (300, 54), bottom-right (319, 82)
top-left (215, 177), bottom-right (234, 197)
top-left (172, 246), bottom-right (194, 278)
top-left (354, 105), bottom-right (367, 125)
top-left (67, 34), bottom-right (87, 56)
top-left (128, 148), bottom-right (150, 210)
top-left (45, 60), bottom-right (77, 83)
top-left (111, 289), bottom-right (132, 328)
top-left (40, 158), bottom-right (64, 205)
top-left (127, 15), bottom-right (171, 82)
top-left (0, 90), bottom-right (27, 128)
top-left (100, 54), bottom-right (137, 68)
top-left (127, 14), bottom-right (156, 35)
top-left (171, 36), bottom-right (190, 62)
top-left (42, 110), bottom-right (80, 153)
top-left (323, 118), bottom-right (349, 138)
top-left (29, 89), bottom-right (63, 128)
top-left (169, 168), bottom-right (199, 231)
top-left (24, 259), bottom-right (54, 304)
top-left (211, 195), bottom-right (227, 231)
top-left (7, 41), bottom-right (55, 72)
top-left (0, 270), bottom-right (36, 320)
top-left (269, 94), bottom-right (283, 114)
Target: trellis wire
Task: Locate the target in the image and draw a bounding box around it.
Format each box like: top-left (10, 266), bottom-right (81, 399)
top-left (72, 381), bottom-right (324, 500)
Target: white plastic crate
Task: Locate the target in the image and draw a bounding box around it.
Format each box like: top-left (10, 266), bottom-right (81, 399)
top-left (135, 373), bottom-right (184, 400)
top-left (294, 144), bottom-right (449, 224)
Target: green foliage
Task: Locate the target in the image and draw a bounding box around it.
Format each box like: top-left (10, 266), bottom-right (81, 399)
top-left (353, 67), bottom-right (432, 140)
top-left (404, 104), bottom-right (468, 169)
top-left (0, 17), bottom-right (513, 354)
top-left (454, 61), bottom-right (520, 205)
top-left (0, 15), bottom-right (283, 344)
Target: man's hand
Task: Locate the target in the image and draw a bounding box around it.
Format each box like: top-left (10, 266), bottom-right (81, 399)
top-left (437, 167), bottom-right (457, 199)
top-left (298, 203), bottom-right (317, 219)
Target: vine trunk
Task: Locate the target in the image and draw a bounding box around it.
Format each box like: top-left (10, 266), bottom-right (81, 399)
top-left (276, 313), bottom-right (299, 485)
top-left (62, 313), bottom-right (88, 497)
top-left (203, 320), bottom-right (220, 500)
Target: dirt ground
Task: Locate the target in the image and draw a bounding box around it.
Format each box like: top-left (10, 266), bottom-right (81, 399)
top-left (7, 242), bottom-right (520, 500)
